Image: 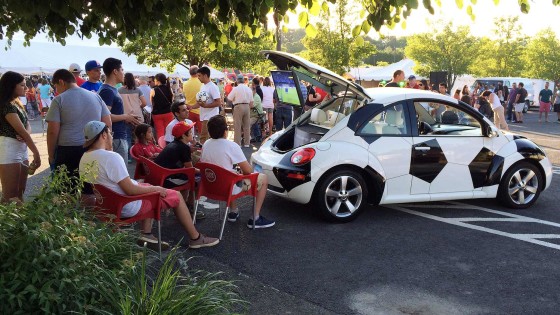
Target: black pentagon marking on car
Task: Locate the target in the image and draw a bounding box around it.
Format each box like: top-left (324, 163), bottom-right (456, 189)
top-left (468, 147), bottom-right (496, 189)
top-left (410, 138), bottom-right (447, 184)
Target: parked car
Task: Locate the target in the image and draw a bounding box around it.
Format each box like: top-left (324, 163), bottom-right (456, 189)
top-left (251, 51), bottom-right (552, 222)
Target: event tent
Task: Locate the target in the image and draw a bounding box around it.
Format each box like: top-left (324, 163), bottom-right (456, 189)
top-left (0, 39), bottom-right (225, 78)
top-left (348, 59), bottom-right (423, 81)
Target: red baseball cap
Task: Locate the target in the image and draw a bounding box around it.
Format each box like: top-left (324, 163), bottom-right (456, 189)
top-left (172, 121), bottom-right (196, 138)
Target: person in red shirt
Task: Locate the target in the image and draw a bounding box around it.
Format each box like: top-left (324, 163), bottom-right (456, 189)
top-left (68, 63), bottom-right (86, 87)
top-left (131, 123), bottom-right (162, 160)
top-left (314, 86), bottom-right (328, 103)
top-left (407, 75), bottom-right (420, 89)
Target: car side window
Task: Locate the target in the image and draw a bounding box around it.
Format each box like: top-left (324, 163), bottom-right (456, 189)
top-left (414, 101), bottom-right (482, 136)
top-left (359, 104), bottom-right (407, 135)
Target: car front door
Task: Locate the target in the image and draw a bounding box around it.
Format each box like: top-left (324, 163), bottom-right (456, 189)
top-left (410, 99), bottom-right (490, 200)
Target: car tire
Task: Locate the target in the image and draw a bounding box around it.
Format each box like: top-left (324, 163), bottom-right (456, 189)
top-left (498, 161), bottom-right (542, 209)
top-left (315, 168), bottom-right (368, 222)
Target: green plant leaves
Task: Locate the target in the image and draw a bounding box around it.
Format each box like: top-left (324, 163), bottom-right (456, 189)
top-left (456, 0), bottom-right (464, 9)
top-left (305, 24), bottom-right (318, 38)
top-left (352, 25), bottom-right (362, 37)
top-left (298, 11), bottom-right (309, 28)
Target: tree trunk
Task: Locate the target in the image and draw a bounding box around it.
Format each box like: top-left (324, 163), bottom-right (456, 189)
top-left (273, 11), bottom-right (281, 51)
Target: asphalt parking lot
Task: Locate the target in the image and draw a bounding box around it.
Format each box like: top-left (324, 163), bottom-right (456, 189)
top-left (17, 110), bottom-right (560, 315)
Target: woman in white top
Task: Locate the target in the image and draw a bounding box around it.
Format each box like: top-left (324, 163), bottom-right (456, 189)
top-left (261, 77), bottom-right (275, 135)
top-left (482, 90), bottom-right (508, 131)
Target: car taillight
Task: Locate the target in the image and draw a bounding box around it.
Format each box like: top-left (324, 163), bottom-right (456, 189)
top-left (291, 148), bottom-right (315, 165)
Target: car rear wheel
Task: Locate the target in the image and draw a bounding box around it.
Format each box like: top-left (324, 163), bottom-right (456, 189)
top-left (498, 161), bottom-right (542, 209)
top-left (315, 169), bottom-right (368, 222)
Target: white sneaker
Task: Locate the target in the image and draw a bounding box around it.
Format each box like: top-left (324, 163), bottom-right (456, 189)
top-left (201, 201), bottom-right (219, 209)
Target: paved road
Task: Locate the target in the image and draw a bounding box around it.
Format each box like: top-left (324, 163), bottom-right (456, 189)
top-left (12, 110), bottom-right (560, 314)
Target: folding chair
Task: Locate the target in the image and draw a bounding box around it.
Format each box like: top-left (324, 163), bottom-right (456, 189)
top-left (93, 184), bottom-right (164, 257)
top-left (194, 162), bottom-right (259, 240)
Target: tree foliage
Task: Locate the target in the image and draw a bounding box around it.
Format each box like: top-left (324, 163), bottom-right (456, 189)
top-left (471, 17), bottom-right (526, 77)
top-left (523, 28), bottom-right (560, 82)
top-left (405, 22), bottom-right (480, 88)
top-left (300, 0), bottom-right (376, 75)
top-left (121, 26), bottom-right (273, 72)
top-left (364, 36), bottom-right (406, 66)
top-left (0, 0), bottom-right (549, 47)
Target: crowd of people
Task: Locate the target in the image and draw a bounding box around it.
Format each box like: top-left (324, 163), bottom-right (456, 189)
top-left (384, 70), bottom-right (560, 131)
top-left (0, 59), bottom-right (290, 250)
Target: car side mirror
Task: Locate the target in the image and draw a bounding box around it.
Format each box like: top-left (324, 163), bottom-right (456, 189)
top-left (487, 125), bottom-right (499, 138)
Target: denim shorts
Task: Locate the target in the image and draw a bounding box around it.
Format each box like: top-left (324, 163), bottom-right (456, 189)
top-left (0, 136), bottom-right (28, 164)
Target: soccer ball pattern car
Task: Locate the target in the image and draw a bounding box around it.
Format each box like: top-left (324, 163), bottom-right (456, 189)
top-left (251, 51), bottom-right (552, 222)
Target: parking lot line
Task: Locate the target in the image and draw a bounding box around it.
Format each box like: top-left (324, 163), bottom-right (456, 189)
top-left (386, 201), bottom-right (560, 251)
top-left (552, 166), bottom-right (560, 175)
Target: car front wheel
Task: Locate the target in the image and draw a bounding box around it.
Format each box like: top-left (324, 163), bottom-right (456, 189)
top-left (498, 161), bottom-right (542, 209)
top-left (315, 169), bottom-right (368, 222)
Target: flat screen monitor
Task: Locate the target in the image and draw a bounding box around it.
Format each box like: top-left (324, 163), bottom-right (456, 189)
top-left (271, 70), bottom-right (302, 107)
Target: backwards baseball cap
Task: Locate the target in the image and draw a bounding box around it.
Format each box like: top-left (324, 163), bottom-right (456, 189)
top-left (69, 63), bottom-right (82, 73)
top-left (408, 75), bottom-right (416, 80)
top-left (172, 121), bottom-right (196, 138)
top-left (85, 60), bottom-right (102, 72)
top-left (83, 121), bottom-right (107, 148)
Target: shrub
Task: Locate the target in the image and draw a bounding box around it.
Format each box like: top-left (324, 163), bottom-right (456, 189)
top-left (0, 169), bottom-right (244, 314)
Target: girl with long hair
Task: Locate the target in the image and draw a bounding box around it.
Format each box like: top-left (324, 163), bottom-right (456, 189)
top-left (130, 123), bottom-right (162, 160)
top-left (0, 71), bottom-right (41, 202)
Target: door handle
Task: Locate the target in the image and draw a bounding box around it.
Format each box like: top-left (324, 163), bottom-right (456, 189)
top-left (414, 146), bottom-right (431, 151)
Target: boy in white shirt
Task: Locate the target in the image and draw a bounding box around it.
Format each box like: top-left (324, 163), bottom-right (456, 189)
top-left (201, 115), bottom-right (275, 228)
top-left (79, 121), bottom-right (219, 249)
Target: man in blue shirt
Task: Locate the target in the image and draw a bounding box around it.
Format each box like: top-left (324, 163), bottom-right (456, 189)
top-left (98, 58), bottom-right (141, 162)
top-left (80, 60), bottom-right (103, 92)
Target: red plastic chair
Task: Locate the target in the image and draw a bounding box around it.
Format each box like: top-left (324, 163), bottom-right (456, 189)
top-left (158, 136), bottom-right (167, 148)
top-left (138, 156), bottom-right (196, 197)
top-left (129, 144), bottom-right (146, 180)
top-left (194, 162), bottom-right (259, 240)
top-left (93, 184), bottom-right (164, 257)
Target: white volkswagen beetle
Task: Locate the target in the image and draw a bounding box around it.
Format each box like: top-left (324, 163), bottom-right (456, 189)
top-left (251, 51), bottom-right (552, 222)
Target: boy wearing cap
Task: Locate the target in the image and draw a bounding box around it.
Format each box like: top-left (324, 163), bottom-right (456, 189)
top-left (81, 60), bottom-right (103, 92)
top-left (68, 63), bottom-right (86, 86)
top-left (79, 121), bottom-right (219, 249)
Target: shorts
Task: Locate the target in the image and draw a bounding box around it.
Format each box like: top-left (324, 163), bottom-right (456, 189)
top-left (514, 103), bottom-right (525, 113)
top-left (233, 173), bottom-right (265, 195)
top-left (554, 103), bottom-right (560, 113)
top-left (0, 136), bottom-right (28, 164)
top-left (41, 99), bottom-right (52, 108)
top-left (133, 187), bottom-right (180, 218)
top-left (263, 108), bottom-right (274, 114)
top-left (539, 101), bottom-right (551, 113)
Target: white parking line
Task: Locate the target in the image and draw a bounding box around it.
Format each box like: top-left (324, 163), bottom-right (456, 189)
top-left (386, 201), bottom-right (560, 251)
top-left (552, 166), bottom-right (560, 175)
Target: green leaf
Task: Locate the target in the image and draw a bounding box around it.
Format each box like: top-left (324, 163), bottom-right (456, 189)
top-left (352, 25), bottom-right (362, 37)
top-left (186, 34), bottom-right (193, 41)
top-left (209, 41), bottom-right (216, 51)
top-left (355, 36), bottom-right (364, 47)
top-left (466, 5), bottom-right (475, 20)
top-left (401, 20), bottom-right (407, 30)
top-left (229, 41), bottom-right (237, 49)
top-left (283, 15), bottom-right (289, 24)
top-left (282, 25), bottom-right (288, 33)
top-left (298, 12), bottom-right (308, 29)
top-left (244, 24), bottom-right (253, 38)
top-left (305, 24), bottom-right (318, 38)
top-left (362, 20), bottom-right (371, 34)
top-left (253, 26), bottom-right (261, 37)
top-left (455, 0), bottom-right (464, 9)
top-left (235, 20), bottom-right (242, 32)
top-left (220, 34), bottom-right (228, 44)
top-left (265, 0), bottom-right (274, 7)
top-left (309, 1), bottom-right (321, 16)
top-left (359, 9), bottom-right (366, 19)
top-left (470, 0), bottom-right (477, 4)
top-left (493, 0), bottom-right (499, 4)
top-left (321, 1), bottom-right (329, 12)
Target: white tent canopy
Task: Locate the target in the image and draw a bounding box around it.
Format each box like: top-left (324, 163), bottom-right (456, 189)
top-left (0, 40), bottom-right (225, 78)
top-left (349, 59), bottom-right (423, 81)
